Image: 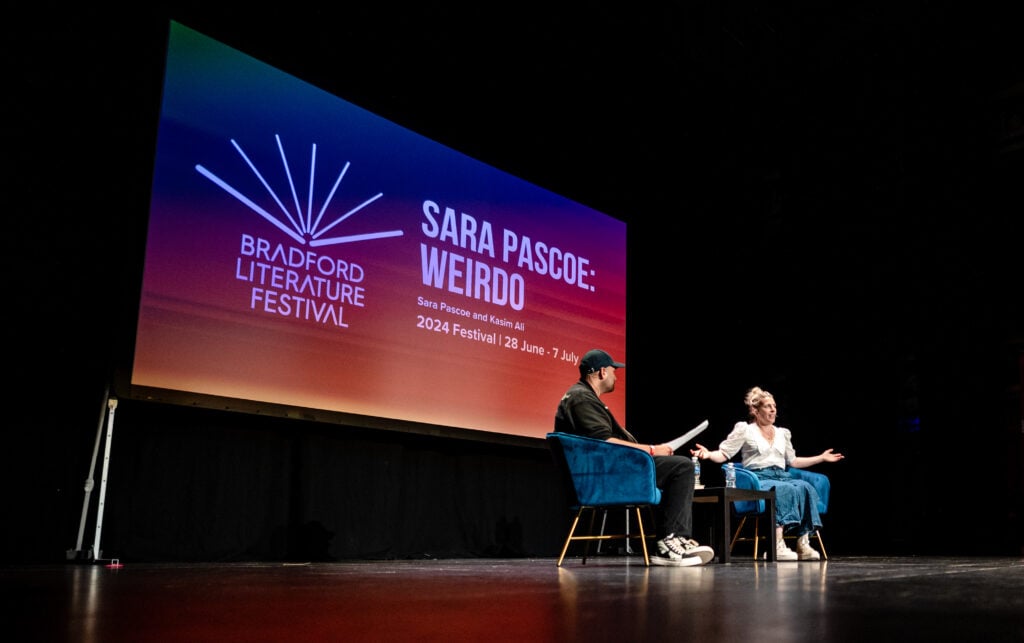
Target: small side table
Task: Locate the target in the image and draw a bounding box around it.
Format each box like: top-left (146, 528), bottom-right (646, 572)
top-left (693, 486), bottom-right (777, 563)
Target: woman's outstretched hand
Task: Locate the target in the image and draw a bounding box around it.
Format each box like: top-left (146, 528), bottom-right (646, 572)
top-left (821, 448), bottom-right (845, 462)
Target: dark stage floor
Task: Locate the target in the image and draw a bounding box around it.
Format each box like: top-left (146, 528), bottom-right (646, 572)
top-left (7, 555), bottom-right (1024, 642)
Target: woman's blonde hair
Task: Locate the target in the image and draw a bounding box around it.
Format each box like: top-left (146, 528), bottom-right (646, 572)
top-left (744, 386), bottom-right (775, 418)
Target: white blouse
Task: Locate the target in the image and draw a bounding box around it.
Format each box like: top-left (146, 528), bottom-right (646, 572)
top-left (719, 421), bottom-right (795, 470)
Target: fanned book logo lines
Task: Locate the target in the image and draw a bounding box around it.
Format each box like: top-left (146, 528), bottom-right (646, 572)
top-left (196, 134), bottom-right (404, 246)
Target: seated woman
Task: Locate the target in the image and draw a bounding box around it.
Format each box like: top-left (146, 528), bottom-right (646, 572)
top-left (693, 386), bottom-right (844, 561)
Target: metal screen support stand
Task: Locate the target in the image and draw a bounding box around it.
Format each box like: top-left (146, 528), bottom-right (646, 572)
top-left (91, 397), bottom-right (118, 561)
top-left (67, 391), bottom-right (118, 562)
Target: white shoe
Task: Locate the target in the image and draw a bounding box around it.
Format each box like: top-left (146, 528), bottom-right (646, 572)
top-left (775, 539), bottom-right (798, 561)
top-left (796, 533), bottom-right (821, 561)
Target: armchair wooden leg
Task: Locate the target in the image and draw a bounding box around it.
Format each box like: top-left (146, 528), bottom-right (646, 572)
top-left (814, 529), bottom-right (828, 560)
top-left (729, 516), bottom-right (748, 553)
top-left (730, 515), bottom-right (769, 560)
top-left (633, 507), bottom-right (650, 566)
top-left (752, 517), bottom-right (759, 561)
top-left (557, 508), bottom-right (586, 567)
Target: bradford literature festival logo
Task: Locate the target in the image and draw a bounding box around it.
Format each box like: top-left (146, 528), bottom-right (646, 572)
top-left (195, 134), bottom-right (403, 328)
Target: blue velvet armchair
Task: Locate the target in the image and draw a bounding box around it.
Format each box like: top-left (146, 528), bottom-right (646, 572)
top-left (546, 432), bottom-right (661, 566)
top-left (729, 463), bottom-right (830, 559)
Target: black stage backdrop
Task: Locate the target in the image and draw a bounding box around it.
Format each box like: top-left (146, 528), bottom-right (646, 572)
top-left (99, 400), bottom-right (565, 561)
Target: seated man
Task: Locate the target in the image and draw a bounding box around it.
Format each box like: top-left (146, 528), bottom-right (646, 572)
top-left (554, 348), bottom-right (714, 566)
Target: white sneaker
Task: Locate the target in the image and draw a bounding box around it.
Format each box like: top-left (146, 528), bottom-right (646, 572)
top-left (775, 538), bottom-right (798, 561)
top-left (796, 533), bottom-right (821, 561)
top-left (650, 534), bottom-right (715, 566)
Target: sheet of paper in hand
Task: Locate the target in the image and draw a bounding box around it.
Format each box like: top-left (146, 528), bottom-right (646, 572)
top-left (667, 420), bottom-right (709, 452)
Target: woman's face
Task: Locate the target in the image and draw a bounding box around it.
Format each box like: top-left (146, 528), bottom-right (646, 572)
top-left (754, 398), bottom-right (777, 425)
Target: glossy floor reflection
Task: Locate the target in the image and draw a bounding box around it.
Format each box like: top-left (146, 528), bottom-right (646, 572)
top-left (7, 556), bottom-right (1024, 642)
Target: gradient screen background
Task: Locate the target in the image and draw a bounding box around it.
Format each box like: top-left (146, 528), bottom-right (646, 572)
top-left (131, 21), bottom-right (627, 441)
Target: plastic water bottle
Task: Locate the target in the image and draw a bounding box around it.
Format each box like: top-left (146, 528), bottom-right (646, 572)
top-left (724, 462), bottom-right (736, 488)
top-left (692, 456), bottom-right (701, 487)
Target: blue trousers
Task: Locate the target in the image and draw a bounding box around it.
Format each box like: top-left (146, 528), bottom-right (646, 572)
top-left (752, 466), bottom-right (822, 536)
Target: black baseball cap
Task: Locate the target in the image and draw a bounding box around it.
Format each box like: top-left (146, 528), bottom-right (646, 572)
top-left (579, 349), bottom-right (625, 375)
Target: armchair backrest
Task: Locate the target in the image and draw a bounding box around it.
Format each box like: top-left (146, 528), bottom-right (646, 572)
top-left (785, 467), bottom-right (830, 514)
top-left (546, 432), bottom-right (662, 508)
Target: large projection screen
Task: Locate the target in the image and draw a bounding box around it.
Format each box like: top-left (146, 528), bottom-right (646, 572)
top-left (129, 21), bottom-right (627, 442)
